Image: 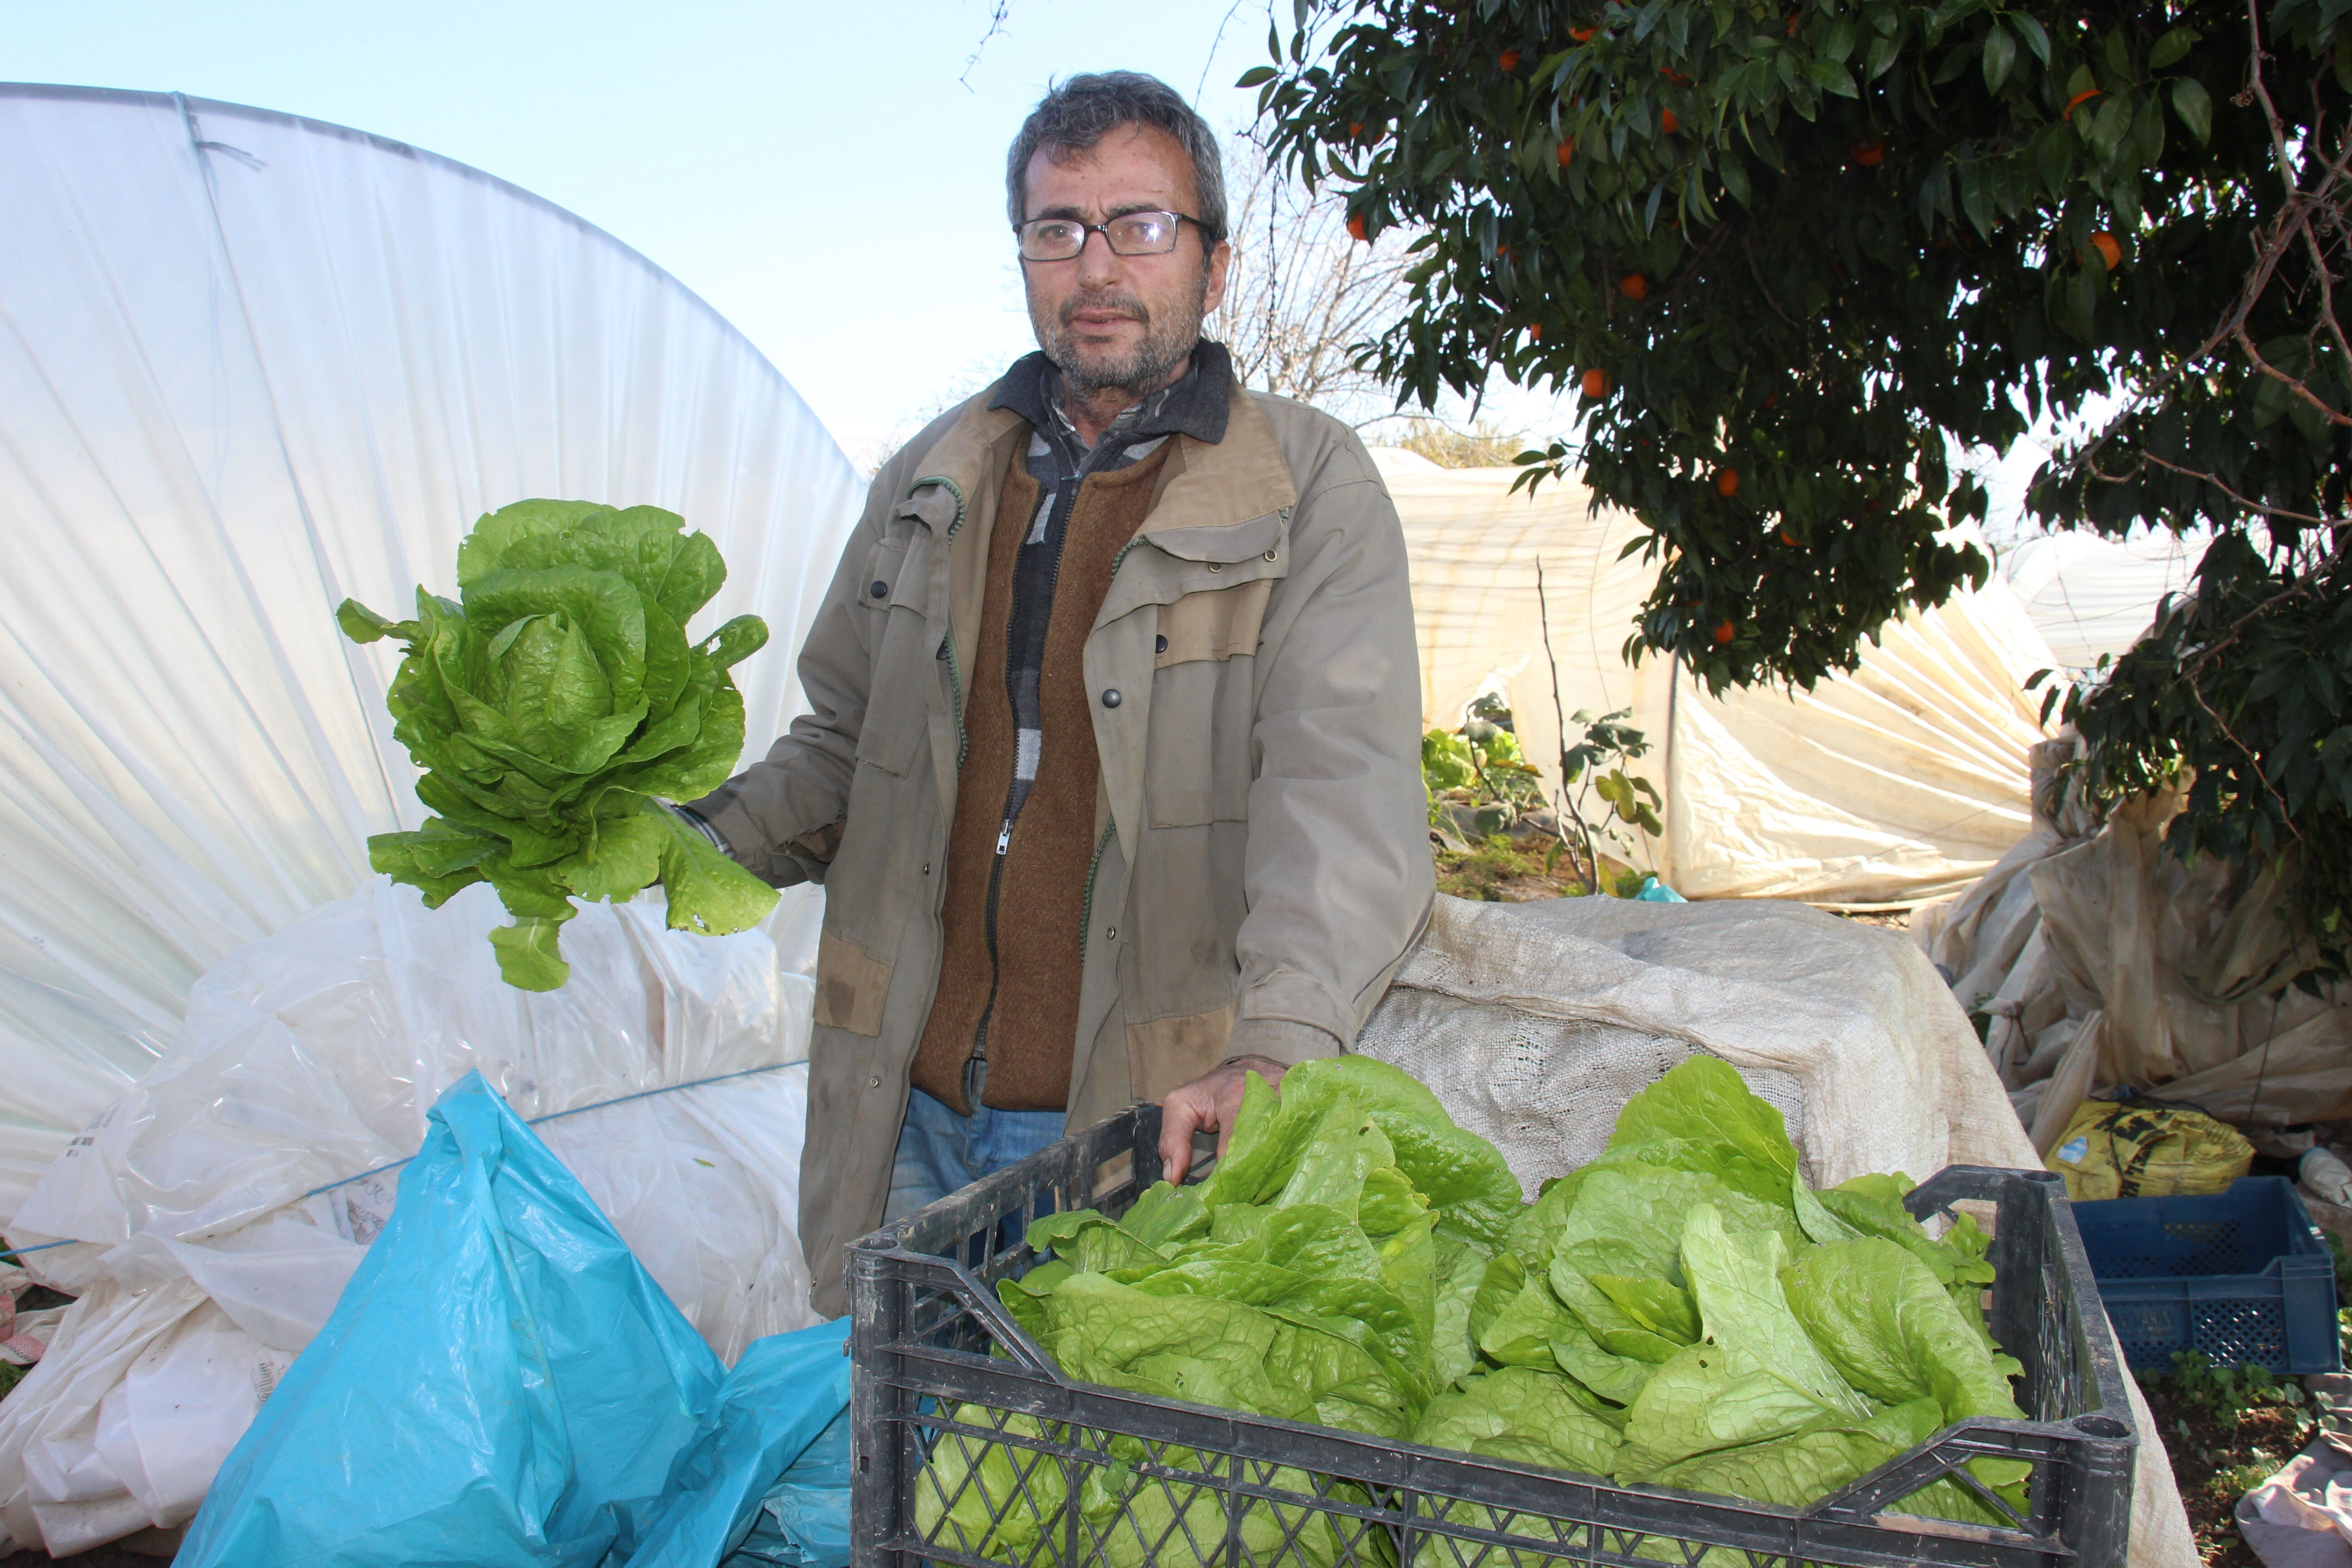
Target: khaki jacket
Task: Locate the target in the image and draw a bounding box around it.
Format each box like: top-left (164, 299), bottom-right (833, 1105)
top-left (691, 377), bottom-right (1433, 1314)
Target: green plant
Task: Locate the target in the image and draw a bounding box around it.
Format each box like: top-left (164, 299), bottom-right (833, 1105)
top-left (1250, 0), bottom-right (2352, 979)
top-left (338, 500), bottom-right (778, 990)
top-left (1556, 708), bottom-right (1664, 894)
top-left (1424, 694), bottom-right (1549, 837)
top-left (2141, 1349), bottom-right (2307, 1424)
top-left (2211, 1460), bottom-right (2276, 1497)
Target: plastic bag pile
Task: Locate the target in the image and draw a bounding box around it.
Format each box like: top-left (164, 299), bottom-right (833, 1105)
top-left (0, 879), bottom-right (820, 1556)
top-left (925, 1055), bottom-right (2028, 1563)
top-left (179, 1073), bottom-right (848, 1568)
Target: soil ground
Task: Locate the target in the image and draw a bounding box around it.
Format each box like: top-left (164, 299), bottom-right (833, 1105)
top-left (2138, 1375), bottom-right (2311, 1566)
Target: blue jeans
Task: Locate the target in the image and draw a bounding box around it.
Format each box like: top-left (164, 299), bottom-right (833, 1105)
top-left (883, 1065), bottom-right (1067, 1225)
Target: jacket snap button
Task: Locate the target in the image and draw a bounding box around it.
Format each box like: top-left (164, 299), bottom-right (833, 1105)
top-left (1264, 549), bottom-right (1278, 561)
top-left (869, 580), bottom-right (888, 598)
top-left (868, 1076), bottom-right (881, 1088)
top-left (1207, 562), bottom-right (1223, 573)
top-left (1106, 926), bottom-right (1117, 942)
top-left (1101, 688), bottom-right (1122, 708)
top-left (1155, 634), bottom-right (1168, 654)
top-left (921, 862), bottom-right (931, 875)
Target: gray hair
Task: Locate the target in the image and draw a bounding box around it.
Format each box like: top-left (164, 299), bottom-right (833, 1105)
top-left (1006, 72), bottom-right (1228, 250)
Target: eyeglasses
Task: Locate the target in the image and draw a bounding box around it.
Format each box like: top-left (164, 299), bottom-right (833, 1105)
top-left (1016, 210), bottom-right (1202, 261)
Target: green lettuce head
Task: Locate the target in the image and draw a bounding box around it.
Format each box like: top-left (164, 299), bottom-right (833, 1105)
top-left (338, 499), bottom-right (778, 990)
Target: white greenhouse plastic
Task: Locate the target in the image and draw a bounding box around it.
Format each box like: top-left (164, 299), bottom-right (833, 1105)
top-left (0, 84), bottom-right (862, 1221)
top-left (1377, 449), bottom-right (2058, 907)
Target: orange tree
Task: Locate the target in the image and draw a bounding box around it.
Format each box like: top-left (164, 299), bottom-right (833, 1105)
top-left (1249, 0), bottom-right (2352, 974)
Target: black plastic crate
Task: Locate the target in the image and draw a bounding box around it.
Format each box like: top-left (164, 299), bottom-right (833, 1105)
top-left (2074, 1175), bottom-right (2342, 1375)
top-left (849, 1105), bottom-right (2138, 1568)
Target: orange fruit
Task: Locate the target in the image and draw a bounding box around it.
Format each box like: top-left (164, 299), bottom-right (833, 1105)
top-left (1581, 368), bottom-right (1610, 397)
top-left (1715, 468), bottom-right (1740, 497)
top-left (2063, 88), bottom-right (2104, 120)
top-left (1528, 321), bottom-right (1543, 340)
top-left (1499, 49), bottom-right (1521, 71)
top-left (2088, 231), bottom-right (2122, 270)
top-left (1853, 139), bottom-right (1886, 166)
top-left (1785, 12), bottom-right (1798, 34)
top-left (1347, 213), bottom-right (1367, 242)
top-left (1661, 108), bottom-right (1679, 133)
top-left (1556, 137), bottom-right (1577, 167)
top-left (1713, 619), bottom-right (1735, 646)
top-left (1779, 528), bottom-right (1799, 546)
top-left (1348, 120), bottom-right (1365, 141)
top-left (1571, 25), bottom-right (1595, 41)
top-left (1619, 273), bottom-right (1649, 301)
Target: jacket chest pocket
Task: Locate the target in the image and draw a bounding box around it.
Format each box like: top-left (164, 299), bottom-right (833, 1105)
top-left (1154, 578), bottom-right (1271, 668)
top-left (1145, 580), bottom-right (1270, 828)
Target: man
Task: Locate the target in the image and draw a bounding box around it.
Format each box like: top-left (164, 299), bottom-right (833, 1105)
top-left (683, 72), bottom-right (1431, 1314)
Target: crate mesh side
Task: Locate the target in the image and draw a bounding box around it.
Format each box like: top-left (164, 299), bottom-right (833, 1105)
top-left (897, 1389), bottom-right (1862, 1568)
top-left (2189, 1299), bottom-right (2287, 1367)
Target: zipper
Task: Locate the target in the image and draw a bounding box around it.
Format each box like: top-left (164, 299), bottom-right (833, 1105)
top-left (939, 633), bottom-right (966, 766)
top-left (1078, 822), bottom-right (1117, 949)
top-left (911, 475), bottom-right (968, 537)
top-left (967, 468), bottom-right (1074, 1078)
top-left (970, 833), bottom-right (1008, 1071)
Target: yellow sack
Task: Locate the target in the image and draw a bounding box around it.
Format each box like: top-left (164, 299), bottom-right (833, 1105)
top-left (2045, 1098), bottom-right (2255, 1201)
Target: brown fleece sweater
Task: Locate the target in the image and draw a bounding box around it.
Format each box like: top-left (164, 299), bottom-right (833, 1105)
top-left (909, 439), bottom-right (1173, 1112)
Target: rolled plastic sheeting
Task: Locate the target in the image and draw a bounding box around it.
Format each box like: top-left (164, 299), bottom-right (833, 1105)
top-left (0, 84), bottom-right (862, 1219)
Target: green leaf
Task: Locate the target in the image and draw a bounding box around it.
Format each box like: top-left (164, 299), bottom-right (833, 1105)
top-left (1236, 65), bottom-right (1278, 87)
top-left (1980, 23), bottom-right (2016, 92)
top-left (1414, 1367), bottom-right (1621, 1477)
top-left (1678, 1205), bottom-right (1867, 1415)
top-left (488, 912), bottom-right (573, 990)
top-left (337, 598), bottom-right (402, 643)
top-left (2012, 14), bottom-right (2051, 67)
top-left (1780, 1236), bottom-right (2024, 1423)
top-left (2149, 25), bottom-right (2198, 69)
top-left (1607, 1057), bottom-right (1799, 1190)
top-left (2171, 77), bottom-right (2213, 144)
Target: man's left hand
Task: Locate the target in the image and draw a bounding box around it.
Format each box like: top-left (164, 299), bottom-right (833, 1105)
top-left (1159, 1055), bottom-right (1289, 1184)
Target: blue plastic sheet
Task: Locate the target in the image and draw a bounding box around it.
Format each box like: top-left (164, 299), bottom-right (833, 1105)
top-left (1632, 875), bottom-right (1687, 903)
top-left (177, 1071), bottom-right (848, 1568)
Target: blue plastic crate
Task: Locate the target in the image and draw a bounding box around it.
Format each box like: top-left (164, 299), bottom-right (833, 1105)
top-left (2073, 1175), bottom-right (2341, 1374)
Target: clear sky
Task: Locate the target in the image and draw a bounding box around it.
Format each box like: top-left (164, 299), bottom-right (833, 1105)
top-left (0, 0), bottom-right (1349, 465)
top-left (2, 1), bottom-right (2046, 534)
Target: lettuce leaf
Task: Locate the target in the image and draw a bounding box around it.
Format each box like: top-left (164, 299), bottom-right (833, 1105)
top-left (1414, 1367), bottom-right (1621, 1478)
top-left (341, 499), bottom-right (774, 988)
top-left (1779, 1236), bottom-right (2025, 1426)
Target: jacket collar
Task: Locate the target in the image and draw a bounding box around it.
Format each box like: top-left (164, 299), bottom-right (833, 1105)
top-left (985, 341), bottom-right (1234, 452)
top-left (901, 351), bottom-right (1293, 544)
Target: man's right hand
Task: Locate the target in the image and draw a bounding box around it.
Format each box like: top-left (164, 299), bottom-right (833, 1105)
top-left (1158, 1054), bottom-right (1289, 1184)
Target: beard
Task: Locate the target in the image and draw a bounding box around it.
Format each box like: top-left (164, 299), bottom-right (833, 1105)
top-left (1032, 274), bottom-right (1209, 396)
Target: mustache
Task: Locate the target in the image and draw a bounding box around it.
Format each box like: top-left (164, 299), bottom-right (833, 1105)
top-left (1059, 289), bottom-right (1149, 328)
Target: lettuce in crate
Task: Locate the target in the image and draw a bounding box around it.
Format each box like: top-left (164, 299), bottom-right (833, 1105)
top-left (338, 499), bottom-right (776, 990)
top-left (916, 1056), bottom-right (2030, 1566)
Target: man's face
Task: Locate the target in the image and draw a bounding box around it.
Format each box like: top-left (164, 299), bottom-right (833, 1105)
top-left (1020, 124), bottom-right (1232, 397)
